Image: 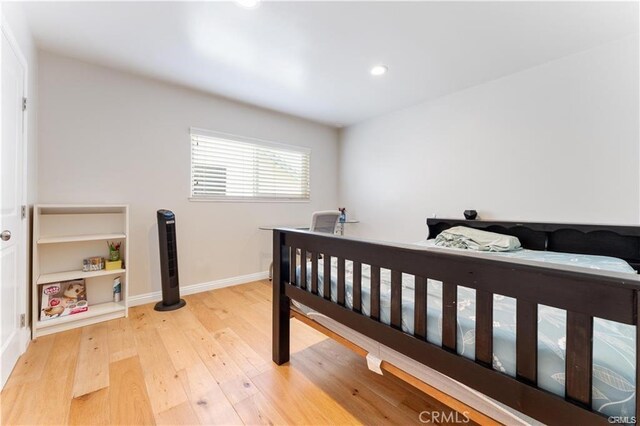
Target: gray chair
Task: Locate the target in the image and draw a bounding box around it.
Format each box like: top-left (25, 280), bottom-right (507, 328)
top-left (268, 210), bottom-right (341, 281)
top-left (309, 210), bottom-right (341, 234)
top-left (305, 210), bottom-right (341, 264)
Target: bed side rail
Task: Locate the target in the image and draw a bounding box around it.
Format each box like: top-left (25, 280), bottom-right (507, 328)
top-left (272, 228), bottom-right (640, 425)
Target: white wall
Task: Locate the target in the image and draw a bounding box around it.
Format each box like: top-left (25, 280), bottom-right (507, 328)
top-left (38, 51), bottom-right (339, 298)
top-left (339, 35), bottom-right (639, 243)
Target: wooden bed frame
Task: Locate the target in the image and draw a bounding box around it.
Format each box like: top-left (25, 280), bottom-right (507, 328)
top-left (272, 219), bottom-right (640, 425)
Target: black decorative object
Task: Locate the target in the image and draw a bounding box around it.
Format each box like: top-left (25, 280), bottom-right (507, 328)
top-left (155, 209), bottom-right (186, 311)
top-left (464, 210), bottom-right (478, 220)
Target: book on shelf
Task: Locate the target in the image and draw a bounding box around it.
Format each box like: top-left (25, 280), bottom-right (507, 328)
top-left (40, 279), bottom-right (88, 321)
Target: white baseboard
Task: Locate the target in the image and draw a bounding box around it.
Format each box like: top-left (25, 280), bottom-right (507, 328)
top-left (127, 271), bottom-right (269, 307)
top-left (21, 327), bottom-right (31, 349)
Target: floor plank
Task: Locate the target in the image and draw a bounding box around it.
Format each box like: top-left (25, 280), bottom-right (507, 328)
top-left (212, 327), bottom-right (270, 378)
top-left (157, 319), bottom-right (204, 372)
top-left (154, 400), bottom-right (200, 425)
top-left (171, 338), bottom-right (244, 425)
top-left (132, 327), bottom-right (189, 414)
top-left (128, 304), bottom-right (157, 332)
top-left (69, 388), bottom-right (110, 425)
top-left (291, 346), bottom-right (422, 425)
top-left (108, 356), bottom-right (156, 426)
top-left (309, 338), bottom-right (416, 407)
top-left (252, 363), bottom-right (361, 425)
top-left (107, 316), bottom-right (137, 363)
top-left (201, 291), bottom-right (234, 320)
top-left (73, 323), bottom-right (110, 398)
top-left (232, 392), bottom-right (289, 426)
top-left (186, 383), bottom-right (243, 425)
top-left (34, 329), bottom-right (82, 425)
top-left (290, 317), bottom-right (328, 353)
top-left (1, 382), bottom-right (31, 425)
top-left (182, 325), bottom-right (259, 405)
top-left (185, 295), bottom-right (226, 333)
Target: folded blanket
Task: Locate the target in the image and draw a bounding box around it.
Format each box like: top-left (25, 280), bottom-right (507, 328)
top-left (434, 226), bottom-right (521, 252)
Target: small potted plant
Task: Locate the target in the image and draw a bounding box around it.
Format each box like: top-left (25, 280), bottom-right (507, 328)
top-left (108, 241), bottom-right (121, 261)
top-left (106, 241), bottom-right (122, 270)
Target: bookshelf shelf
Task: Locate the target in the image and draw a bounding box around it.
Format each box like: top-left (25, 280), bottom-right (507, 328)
top-left (37, 268), bottom-right (126, 285)
top-left (37, 233), bottom-right (126, 245)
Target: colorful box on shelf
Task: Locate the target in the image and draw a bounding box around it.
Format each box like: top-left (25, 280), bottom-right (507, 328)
top-left (105, 260), bottom-right (122, 270)
top-left (82, 256), bottom-right (104, 272)
top-left (40, 279), bottom-right (88, 321)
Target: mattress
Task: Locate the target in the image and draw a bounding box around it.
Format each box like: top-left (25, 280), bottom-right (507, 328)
top-left (293, 241), bottom-right (637, 418)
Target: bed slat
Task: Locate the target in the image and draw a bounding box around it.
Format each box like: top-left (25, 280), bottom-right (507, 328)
top-left (337, 258), bottom-right (346, 306)
top-left (371, 266), bottom-right (381, 320)
top-left (311, 252), bottom-right (319, 295)
top-left (565, 312), bottom-right (593, 407)
top-left (516, 300), bottom-right (538, 385)
top-left (323, 255), bottom-right (331, 300)
top-left (475, 289), bottom-right (493, 367)
top-left (442, 282), bottom-right (457, 352)
top-left (290, 246), bottom-right (297, 287)
top-left (390, 270), bottom-right (402, 329)
top-left (353, 261), bottom-right (362, 313)
top-left (414, 276), bottom-right (427, 339)
top-left (299, 249), bottom-right (307, 290)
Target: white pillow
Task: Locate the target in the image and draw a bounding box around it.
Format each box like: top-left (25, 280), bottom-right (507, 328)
top-left (434, 226), bottom-right (522, 252)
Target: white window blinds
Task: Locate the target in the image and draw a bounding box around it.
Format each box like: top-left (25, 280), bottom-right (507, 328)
top-left (190, 129), bottom-right (311, 201)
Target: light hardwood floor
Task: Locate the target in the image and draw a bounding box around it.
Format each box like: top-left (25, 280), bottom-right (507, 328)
top-left (1, 281), bottom-right (468, 425)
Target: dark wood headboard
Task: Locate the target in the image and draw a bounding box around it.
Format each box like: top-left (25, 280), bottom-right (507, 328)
top-left (427, 218), bottom-right (640, 270)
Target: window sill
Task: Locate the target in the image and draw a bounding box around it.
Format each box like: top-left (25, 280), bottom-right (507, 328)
top-left (188, 197), bottom-right (311, 203)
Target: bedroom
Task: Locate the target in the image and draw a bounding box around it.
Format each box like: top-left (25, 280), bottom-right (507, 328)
top-left (0, 0), bottom-right (638, 425)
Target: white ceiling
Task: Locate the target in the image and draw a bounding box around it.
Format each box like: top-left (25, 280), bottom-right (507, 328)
top-left (21, 1), bottom-right (639, 126)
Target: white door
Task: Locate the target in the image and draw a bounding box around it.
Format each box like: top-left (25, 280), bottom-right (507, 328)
top-left (0, 28), bottom-right (26, 389)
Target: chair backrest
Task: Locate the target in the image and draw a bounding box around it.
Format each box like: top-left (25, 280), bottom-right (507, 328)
top-left (310, 210), bottom-right (341, 234)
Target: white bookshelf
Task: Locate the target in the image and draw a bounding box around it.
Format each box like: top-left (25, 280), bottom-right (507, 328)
top-left (32, 204), bottom-right (129, 338)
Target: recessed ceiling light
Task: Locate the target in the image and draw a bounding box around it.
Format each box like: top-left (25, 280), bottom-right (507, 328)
top-left (235, 0), bottom-right (260, 9)
top-left (370, 64), bottom-right (388, 76)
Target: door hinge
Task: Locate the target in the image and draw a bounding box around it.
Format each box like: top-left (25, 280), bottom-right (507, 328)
top-left (22, 97), bottom-right (27, 112)
top-left (21, 205), bottom-right (26, 219)
top-left (20, 314), bottom-right (25, 328)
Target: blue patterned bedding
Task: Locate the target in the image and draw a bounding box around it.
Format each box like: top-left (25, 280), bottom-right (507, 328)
top-left (294, 243), bottom-right (637, 418)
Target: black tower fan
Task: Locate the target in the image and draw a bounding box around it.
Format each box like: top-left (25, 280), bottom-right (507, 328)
top-left (155, 209), bottom-right (186, 311)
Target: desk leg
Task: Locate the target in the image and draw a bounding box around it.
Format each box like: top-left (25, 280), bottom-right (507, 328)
top-left (269, 262), bottom-right (273, 281)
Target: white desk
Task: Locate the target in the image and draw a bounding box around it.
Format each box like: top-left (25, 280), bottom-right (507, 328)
top-left (258, 219), bottom-right (359, 236)
top-left (336, 219), bottom-right (359, 236)
top-left (259, 220), bottom-right (359, 279)
top-left (258, 225), bottom-right (307, 231)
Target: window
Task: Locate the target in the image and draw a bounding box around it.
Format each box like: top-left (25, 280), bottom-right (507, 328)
top-left (190, 128), bottom-right (311, 201)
